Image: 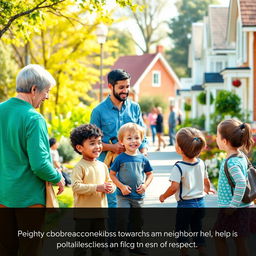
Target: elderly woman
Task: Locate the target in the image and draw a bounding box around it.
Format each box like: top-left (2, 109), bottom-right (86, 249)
top-left (0, 65), bottom-right (64, 254)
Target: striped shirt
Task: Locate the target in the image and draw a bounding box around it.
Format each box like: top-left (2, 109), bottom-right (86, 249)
top-left (217, 155), bottom-right (251, 208)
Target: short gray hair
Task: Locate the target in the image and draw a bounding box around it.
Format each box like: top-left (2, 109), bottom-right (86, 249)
top-left (16, 64), bottom-right (56, 93)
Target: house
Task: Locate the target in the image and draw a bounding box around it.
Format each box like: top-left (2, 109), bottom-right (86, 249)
top-left (98, 45), bottom-right (181, 127)
top-left (179, 1), bottom-right (256, 132)
top-left (178, 5), bottom-right (237, 131)
top-left (221, 0), bottom-right (256, 122)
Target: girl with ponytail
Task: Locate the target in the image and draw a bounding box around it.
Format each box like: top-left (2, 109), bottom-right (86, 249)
top-left (216, 118), bottom-right (254, 208)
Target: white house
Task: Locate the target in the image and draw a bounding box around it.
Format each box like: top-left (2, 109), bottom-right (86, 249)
top-left (221, 0), bottom-right (256, 123)
top-left (178, 5), bottom-right (237, 131)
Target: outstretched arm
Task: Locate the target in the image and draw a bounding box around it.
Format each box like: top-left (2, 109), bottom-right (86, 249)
top-left (159, 181), bottom-right (179, 203)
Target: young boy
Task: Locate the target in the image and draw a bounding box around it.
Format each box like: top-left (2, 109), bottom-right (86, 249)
top-left (70, 124), bottom-right (115, 256)
top-left (109, 123), bottom-right (153, 256)
top-left (110, 123), bottom-right (153, 207)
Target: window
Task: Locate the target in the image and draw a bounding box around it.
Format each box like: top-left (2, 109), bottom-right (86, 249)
top-left (152, 71), bottom-right (161, 87)
top-left (216, 62), bottom-right (223, 72)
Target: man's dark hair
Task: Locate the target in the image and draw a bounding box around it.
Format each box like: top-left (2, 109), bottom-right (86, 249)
top-left (70, 124), bottom-right (103, 154)
top-left (107, 69), bottom-right (131, 86)
top-left (49, 138), bottom-right (57, 147)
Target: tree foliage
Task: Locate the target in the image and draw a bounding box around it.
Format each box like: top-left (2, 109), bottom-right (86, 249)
top-left (0, 41), bottom-right (18, 101)
top-left (167, 0), bottom-right (217, 77)
top-left (109, 28), bottom-right (136, 58)
top-left (0, 0), bottom-right (134, 137)
top-left (22, 3), bottom-right (119, 119)
top-left (0, 0), bottom-right (137, 40)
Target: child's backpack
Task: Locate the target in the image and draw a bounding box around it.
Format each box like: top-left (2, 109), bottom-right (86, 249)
top-left (224, 153), bottom-right (256, 203)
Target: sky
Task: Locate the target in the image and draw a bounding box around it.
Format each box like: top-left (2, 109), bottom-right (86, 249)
top-left (107, 0), bottom-right (231, 54)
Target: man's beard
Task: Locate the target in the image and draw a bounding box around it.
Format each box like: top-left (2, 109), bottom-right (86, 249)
top-left (113, 89), bottom-right (129, 102)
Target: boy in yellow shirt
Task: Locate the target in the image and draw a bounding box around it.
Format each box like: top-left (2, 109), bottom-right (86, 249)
top-left (70, 124), bottom-right (115, 256)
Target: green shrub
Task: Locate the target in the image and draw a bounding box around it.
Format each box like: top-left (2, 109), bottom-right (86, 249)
top-left (197, 91), bottom-right (214, 105)
top-left (210, 90), bottom-right (242, 133)
top-left (184, 102), bottom-right (191, 112)
top-left (176, 114), bottom-right (205, 130)
top-left (215, 90), bottom-right (241, 116)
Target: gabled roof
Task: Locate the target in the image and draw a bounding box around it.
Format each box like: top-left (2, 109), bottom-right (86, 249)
top-left (101, 53), bottom-right (181, 89)
top-left (111, 53), bottom-right (157, 87)
top-left (240, 0), bottom-right (256, 26)
top-left (208, 5), bottom-right (230, 49)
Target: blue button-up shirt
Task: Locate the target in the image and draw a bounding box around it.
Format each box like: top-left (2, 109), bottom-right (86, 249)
top-left (90, 96), bottom-right (148, 162)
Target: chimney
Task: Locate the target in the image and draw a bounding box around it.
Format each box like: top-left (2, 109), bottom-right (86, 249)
top-left (156, 45), bottom-right (164, 53)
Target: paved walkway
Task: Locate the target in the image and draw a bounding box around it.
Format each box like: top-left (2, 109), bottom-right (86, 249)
top-left (144, 138), bottom-right (218, 207)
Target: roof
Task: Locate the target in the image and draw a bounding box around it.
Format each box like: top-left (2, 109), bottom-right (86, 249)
top-left (240, 0), bottom-right (256, 26)
top-left (111, 54), bottom-right (157, 87)
top-left (191, 85), bottom-right (204, 91)
top-left (176, 89), bottom-right (190, 96)
top-left (204, 72), bottom-right (224, 83)
top-left (209, 6), bottom-right (230, 49)
top-left (222, 67), bottom-right (250, 71)
top-left (98, 52), bottom-right (181, 89)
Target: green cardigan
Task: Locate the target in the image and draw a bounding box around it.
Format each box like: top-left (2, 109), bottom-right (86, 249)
top-left (0, 98), bottom-right (61, 207)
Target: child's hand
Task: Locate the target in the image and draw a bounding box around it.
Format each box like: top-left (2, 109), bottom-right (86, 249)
top-left (104, 182), bottom-right (115, 194)
top-left (204, 187), bottom-right (216, 194)
top-left (159, 194), bottom-right (165, 203)
top-left (96, 183), bottom-right (111, 193)
top-left (136, 184), bottom-right (146, 194)
top-left (120, 185), bottom-right (132, 195)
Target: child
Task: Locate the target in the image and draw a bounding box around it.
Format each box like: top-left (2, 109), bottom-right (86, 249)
top-left (110, 123), bottom-right (153, 256)
top-left (49, 137), bottom-right (71, 186)
top-left (110, 122), bottom-right (153, 207)
top-left (216, 119), bottom-right (254, 208)
top-left (70, 124), bottom-right (115, 256)
top-left (159, 127), bottom-right (213, 256)
top-left (214, 119), bottom-right (254, 256)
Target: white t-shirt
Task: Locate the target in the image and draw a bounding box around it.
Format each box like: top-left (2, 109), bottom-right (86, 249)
top-left (50, 149), bottom-right (60, 163)
top-left (169, 159), bottom-right (208, 201)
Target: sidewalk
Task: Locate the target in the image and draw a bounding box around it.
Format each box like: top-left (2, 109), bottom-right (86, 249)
top-left (144, 136), bottom-right (218, 207)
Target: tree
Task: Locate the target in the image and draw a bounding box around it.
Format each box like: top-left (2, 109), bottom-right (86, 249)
top-left (109, 28), bottom-right (136, 58)
top-left (0, 42), bottom-right (18, 101)
top-left (127, 0), bottom-right (167, 53)
top-left (0, 0), bottom-right (137, 40)
top-left (23, 7), bottom-right (118, 117)
top-left (0, 0), bottom-right (65, 39)
top-left (166, 0), bottom-right (217, 77)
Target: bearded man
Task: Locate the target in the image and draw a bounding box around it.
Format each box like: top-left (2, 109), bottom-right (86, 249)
top-left (90, 69), bottom-right (148, 208)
